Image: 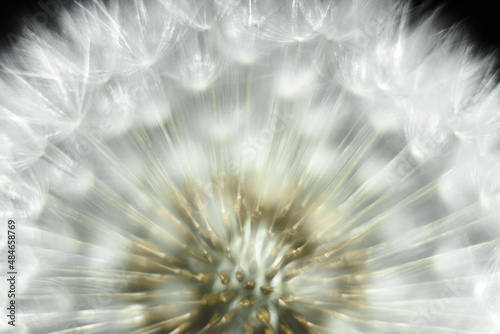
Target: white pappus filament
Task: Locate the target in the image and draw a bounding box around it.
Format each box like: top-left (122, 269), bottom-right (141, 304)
top-left (0, 0), bottom-right (500, 333)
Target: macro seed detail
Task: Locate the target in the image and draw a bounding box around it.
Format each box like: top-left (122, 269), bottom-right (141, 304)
top-left (120, 174), bottom-right (369, 333)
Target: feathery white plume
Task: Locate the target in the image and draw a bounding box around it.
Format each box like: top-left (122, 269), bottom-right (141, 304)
top-left (1, 0), bottom-right (500, 333)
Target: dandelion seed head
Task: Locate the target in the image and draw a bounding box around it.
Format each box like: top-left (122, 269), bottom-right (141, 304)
top-left (2, 0), bottom-right (500, 333)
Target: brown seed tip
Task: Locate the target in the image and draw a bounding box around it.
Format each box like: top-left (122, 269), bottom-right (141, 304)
top-left (265, 266), bottom-right (279, 281)
top-left (219, 290), bottom-right (236, 305)
top-left (256, 308), bottom-right (271, 324)
top-left (219, 271), bottom-right (230, 285)
top-left (242, 280), bottom-right (256, 290)
top-left (225, 247), bottom-right (235, 262)
top-left (279, 293), bottom-right (296, 303)
top-left (282, 248), bottom-right (302, 265)
top-left (260, 285), bottom-right (275, 295)
top-left (198, 273), bottom-right (215, 285)
top-left (279, 322), bottom-right (294, 334)
top-left (236, 267), bottom-right (244, 281)
top-left (239, 297), bottom-right (256, 308)
top-left (203, 293), bottom-right (219, 306)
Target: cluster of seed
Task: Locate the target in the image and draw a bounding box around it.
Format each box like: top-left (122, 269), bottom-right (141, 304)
top-left (118, 174), bottom-right (369, 333)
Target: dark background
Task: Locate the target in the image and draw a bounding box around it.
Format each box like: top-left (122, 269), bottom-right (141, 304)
top-left (412, 0), bottom-right (500, 53)
top-left (0, 1), bottom-right (499, 58)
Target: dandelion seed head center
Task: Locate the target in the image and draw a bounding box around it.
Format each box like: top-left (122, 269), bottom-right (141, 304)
top-left (139, 173), bottom-right (370, 331)
top-left (210, 221), bottom-right (286, 312)
top-left (117, 174), bottom-right (370, 331)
